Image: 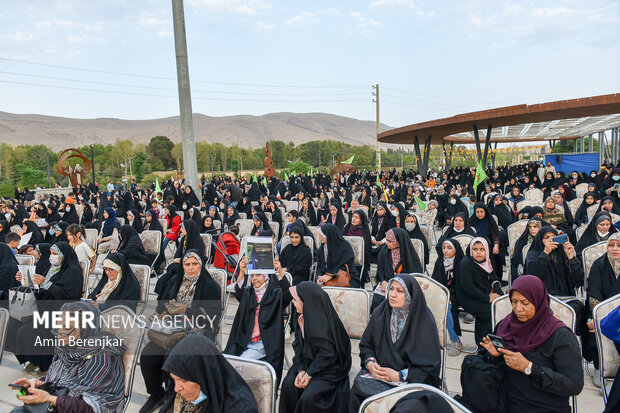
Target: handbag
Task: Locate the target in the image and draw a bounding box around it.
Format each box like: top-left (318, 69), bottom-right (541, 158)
top-left (460, 354), bottom-right (506, 413)
top-left (352, 369), bottom-right (396, 399)
top-left (322, 264), bottom-right (351, 288)
top-left (147, 329), bottom-right (187, 350)
top-left (9, 287), bottom-right (38, 322)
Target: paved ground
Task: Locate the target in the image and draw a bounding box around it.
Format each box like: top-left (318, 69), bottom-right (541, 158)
top-left (0, 234), bottom-right (608, 412)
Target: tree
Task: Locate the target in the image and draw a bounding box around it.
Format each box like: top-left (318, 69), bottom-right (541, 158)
top-left (133, 151), bottom-right (148, 181)
top-left (146, 136), bottom-right (175, 169)
top-left (16, 164), bottom-right (47, 188)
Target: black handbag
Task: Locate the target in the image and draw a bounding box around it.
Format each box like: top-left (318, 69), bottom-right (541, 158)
top-left (352, 369), bottom-right (397, 400)
top-left (460, 354), bottom-right (506, 413)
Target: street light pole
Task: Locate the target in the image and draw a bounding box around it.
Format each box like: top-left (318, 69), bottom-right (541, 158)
top-left (172, 0), bottom-right (200, 201)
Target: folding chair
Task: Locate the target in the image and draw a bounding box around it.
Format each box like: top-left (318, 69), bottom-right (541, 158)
top-left (78, 259), bottom-right (90, 296)
top-left (524, 188), bottom-right (544, 204)
top-left (100, 305), bottom-right (144, 413)
top-left (0, 308), bottom-right (9, 364)
top-left (410, 238), bottom-right (425, 270)
top-left (128, 264), bottom-right (150, 316)
top-left (582, 241), bottom-right (608, 292)
top-left (200, 233), bottom-right (213, 263)
top-left (343, 236), bottom-right (365, 283)
top-left (323, 286), bottom-right (370, 383)
top-left (575, 225), bottom-right (587, 242)
top-left (85, 228), bottom-right (99, 250)
top-left (207, 267), bottom-right (228, 346)
top-left (452, 234), bottom-right (474, 254)
top-left (359, 382), bottom-right (472, 413)
top-left (419, 224), bottom-right (435, 248)
top-left (225, 355), bottom-right (277, 413)
top-left (507, 220), bottom-right (528, 256)
top-left (493, 294), bottom-right (577, 412)
top-left (235, 219), bottom-right (254, 239)
top-left (411, 274), bottom-right (449, 391)
top-left (139, 230), bottom-right (162, 277)
top-left (593, 294), bottom-right (620, 404)
top-left (279, 235), bottom-right (314, 260)
top-left (516, 199), bottom-right (542, 211)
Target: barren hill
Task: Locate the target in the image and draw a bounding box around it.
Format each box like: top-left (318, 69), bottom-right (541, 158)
top-left (0, 111), bottom-right (393, 149)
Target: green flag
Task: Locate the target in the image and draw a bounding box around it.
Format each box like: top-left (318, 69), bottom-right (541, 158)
top-left (155, 177), bottom-right (161, 194)
top-left (473, 160), bottom-right (487, 191)
top-left (376, 174), bottom-right (382, 188)
top-left (414, 195), bottom-right (427, 210)
top-left (284, 171), bottom-right (289, 181)
top-left (342, 155), bottom-right (355, 165)
top-left (253, 171), bottom-right (257, 183)
top-left (310, 166), bottom-right (313, 176)
top-left (263, 176), bottom-right (268, 186)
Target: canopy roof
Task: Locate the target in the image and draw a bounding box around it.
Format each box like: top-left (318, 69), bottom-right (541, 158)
top-left (378, 93), bottom-right (620, 145)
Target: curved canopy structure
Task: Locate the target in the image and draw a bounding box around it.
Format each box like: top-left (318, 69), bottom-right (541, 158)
top-left (378, 93), bottom-right (620, 175)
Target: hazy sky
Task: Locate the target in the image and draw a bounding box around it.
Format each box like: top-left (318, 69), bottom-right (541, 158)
top-left (0, 0), bottom-right (618, 128)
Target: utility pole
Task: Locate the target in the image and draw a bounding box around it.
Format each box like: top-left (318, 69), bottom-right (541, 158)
top-left (332, 154), bottom-right (336, 167)
top-left (46, 151), bottom-right (52, 188)
top-left (210, 152), bottom-right (214, 176)
top-left (128, 157), bottom-right (133, 178)
top-left (172, 0), bottom-right (200, 200)
top-left (372, 84), bottom-right (381, 171)
top-left (90, 145), bottom-right (95, 185)
top-left (239, 156), bottom-right (243, 172)
top-left (318, 147), bottom-right (321, 168)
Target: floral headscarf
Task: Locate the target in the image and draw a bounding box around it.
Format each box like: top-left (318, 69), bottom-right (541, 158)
top-left (385, 229), bottom-right (401, 272)
top-left (387, 277), bottom-right (411, 343)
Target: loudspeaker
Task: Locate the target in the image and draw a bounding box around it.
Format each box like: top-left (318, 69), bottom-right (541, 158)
top-left (556, 155), bottom-right (563, 163)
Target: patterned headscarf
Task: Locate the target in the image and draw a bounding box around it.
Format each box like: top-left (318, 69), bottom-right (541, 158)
top-left (387, 277), bottom-right (411, 343)
top-left (41, 244), bottom-right (64, 289)
top-left (385, 229), bottom-right (401, 272)
top-left (608, 233), bottom-right (620, 278)
top-left (96, 258), bottom-right (123, 303)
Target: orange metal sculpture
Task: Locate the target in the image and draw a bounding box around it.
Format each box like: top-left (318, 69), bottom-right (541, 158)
top-left (264, 142), bottom-right (275, 178)
top-left (56, 148), bottom-right (92, 187)
top-left (329, 157), bottom-right (355, 177)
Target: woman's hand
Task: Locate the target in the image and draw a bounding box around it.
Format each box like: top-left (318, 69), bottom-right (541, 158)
top-left (543, 238), bottom-right (558, 255)
top-left (32, 274), bottom-right (46, 285)
top-left (18, 387), bottom-right (56, 406)
top-left (173, 258), bottom-right (181, 264)
top-left (375, 366), bottom-right (400, 382)
top-left (492, 243), bottom-right (500, 255)
top-left (165, 300), bottom-right (186, 315)
top-left (13, 378), bottom-right (41, 389)
top-left (15, 271), bottom-right (22, 283)
top-left (273, 259), bottom-right (285, 277)
top-left (317, 275), bottom-right (332, 285)
top-left (499, 348), bottom-right (530, 373)
top-left (489, 293), bottom-right (501, 303)
top-left (480, 336), bottom-right (502, 357)
top-left (294, 370), bottom-right (310, 389)
top-left (563, 241), bottom-right (575, 259)
top-left (587, 319), bottom-right (595, 333)
top-left (380, 281), bottom-right (388, 292)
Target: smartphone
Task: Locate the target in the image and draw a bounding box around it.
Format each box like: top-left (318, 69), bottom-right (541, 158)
top-left (487, 334), bottom-right (505, 349)
top-left (552, 234), bottom-right (569, 244)
top-left (8, 384), bottom-right (28, 396)
top-left (615, 183), bottom-right (620, 189)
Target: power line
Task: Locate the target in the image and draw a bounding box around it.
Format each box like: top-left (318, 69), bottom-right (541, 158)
top-left (0, 57), bottom-right (368, 89)
top-left (0, 70), bottom-right (368, 96)
top-left (382, 99), bottom-right (462, 113)
top-left (382, 86), bottom-right (510, 106)
top-left (0, 79), bottom-right (369, 103)
top-left (382, 93), bottom-right (489, 110)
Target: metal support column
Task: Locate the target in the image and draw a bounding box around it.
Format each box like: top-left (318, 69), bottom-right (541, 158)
top-left (473, 125), bottom-right (482, 162)
top-left (599, 131), bottom-right (605, 166)
top-left (580, 136), bottom-right (585, 153)
top-left (574, 139), bottom-right (578, 153)
top-left (482, 125), bottom-right (492, 168)
top-left (491, 142), bottom-right (498, 169)
top-left (413, 136), bottom-right (424, 175)
top-left (588, 134), bottom-right (593, 153)
top-left (421, 136), bottom-right (431, 179)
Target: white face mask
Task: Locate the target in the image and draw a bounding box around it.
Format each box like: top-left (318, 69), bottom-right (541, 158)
top-left (183, 205), bottom-right (187, 210)
top-left (597, 229), bottom-right (609, 238)
top-left (65, 207), bottom-right (71, 213)
top-left (449, 199), bottom-right (456, 205)
top-left (49, 255), bottom-right (61, 266)
top-left (390, 209), bottom-right (399, 217)
top-left (591, 173), bottom-right (597, 177)
top-left (405, 222), bottom-right (415, 232)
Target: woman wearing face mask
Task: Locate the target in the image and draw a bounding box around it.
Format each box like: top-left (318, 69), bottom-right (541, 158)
top-left (575, 212), bottom-right (617, 258)
top-left (349, 274), bottom-right (441, 412)
top-left (389, 203), bottom-right (407, 229)
top-left (87, 252), bottom-right (141, 312)
top-left (224, 256), bottom-right (292, 384)
top-left (432, 239), bottom-right (468, 356)
top-left (160, 335), bottom-right (258, 413)
top-left (511, 218), bottom-right (545, 282)
top-left (140, 250), bottom-right (221, 411)
top-left (603, 168), bottom-right (620, 203)
top-left (446, 194), bottom-right (468, 221)
top-left (279, 282), bottom-right (351, 413)
top-left (455, 237), bottom-right (502, 348)
top-left (373, 228), bottom-right (423, 311)
top-left (342, 210), bottom-right (372, 283)
top-left (59, 203), bottom-right (79, 226)
top-left (9, 242), bottom-right (83, 373)
top-left (48, 222), bottom-right (69, 245)
top-left (403, 214), bottom-right (429, 267)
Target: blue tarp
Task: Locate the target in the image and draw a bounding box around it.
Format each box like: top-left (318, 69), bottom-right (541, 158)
top-left (544, 153), bottom-right (599, 174)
